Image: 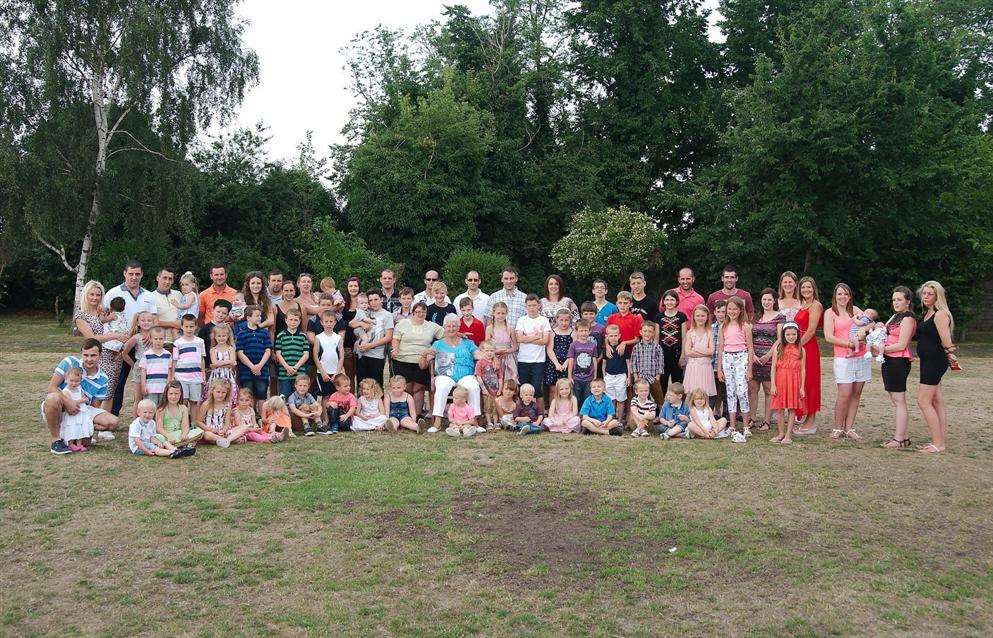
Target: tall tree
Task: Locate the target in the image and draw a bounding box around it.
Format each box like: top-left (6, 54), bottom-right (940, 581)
top-left (1, 0), bottom-right (257, 308)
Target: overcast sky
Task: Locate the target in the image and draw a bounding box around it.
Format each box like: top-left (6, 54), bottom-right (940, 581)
top-left (217, 0), bottom-right (722, 163)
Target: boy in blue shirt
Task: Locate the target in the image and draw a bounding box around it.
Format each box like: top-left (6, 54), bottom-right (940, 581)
top-left (580, 379), bottom-right (621, 435)
top-left (235, 305), bottom-right (272, 413)
top-left (658, 382), bottom-right (691, 439)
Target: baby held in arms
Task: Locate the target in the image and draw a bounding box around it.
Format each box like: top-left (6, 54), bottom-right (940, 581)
top-left (849, 308), bottom-right (886, 362)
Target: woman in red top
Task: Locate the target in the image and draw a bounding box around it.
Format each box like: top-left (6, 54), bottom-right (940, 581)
top-left (793, 276), bottom-right (823, 435)
top-left (879, 287), bottom-right (917, 449)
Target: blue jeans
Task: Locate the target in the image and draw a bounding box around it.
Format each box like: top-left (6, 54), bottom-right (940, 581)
top-left (573, 380), bottom-right (591, 408)
top-left (328, 406), bottom-right (352, 432)
top-left (241, 377), bottom-right (269, 400)
top-left (517, 422), bottom-right (543, 435)
top-left (278, 378), bottom-right (296, 399)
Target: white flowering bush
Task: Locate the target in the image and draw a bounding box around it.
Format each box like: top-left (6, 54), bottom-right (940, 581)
top-left (551, 206), bottom-right (664, 279)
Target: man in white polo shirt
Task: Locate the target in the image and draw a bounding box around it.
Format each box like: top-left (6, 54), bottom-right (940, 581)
top-left (103, 260), bottom-right (158, 416)
top-left (453, 270), bottom-right (490, 319)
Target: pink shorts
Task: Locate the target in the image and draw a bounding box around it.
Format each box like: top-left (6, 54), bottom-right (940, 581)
top-left (245, 430), bottom-right (272, 443)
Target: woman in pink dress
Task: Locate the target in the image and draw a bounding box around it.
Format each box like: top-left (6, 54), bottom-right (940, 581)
top-left (793, 276), bottom-right (823, 435)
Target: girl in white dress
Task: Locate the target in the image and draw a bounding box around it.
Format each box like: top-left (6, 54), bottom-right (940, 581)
top-left (60, 367), bottom-right (94, 452)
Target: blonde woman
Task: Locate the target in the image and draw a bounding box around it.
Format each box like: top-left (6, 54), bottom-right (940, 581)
top-left (73, 280), bottom-right (129, 396)
top-left (916, 281), bottom-right (957, 454)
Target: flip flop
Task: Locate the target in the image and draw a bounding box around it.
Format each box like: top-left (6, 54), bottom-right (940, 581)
top-left (919, 443), bottom-right (944, 454)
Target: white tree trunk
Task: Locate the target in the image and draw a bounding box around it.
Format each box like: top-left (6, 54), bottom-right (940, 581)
top-left (72, 72), bottom-right (110, 311)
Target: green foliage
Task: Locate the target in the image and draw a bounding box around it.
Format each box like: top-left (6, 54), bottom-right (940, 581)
top-left (302, 219), bottom-right (390, 291)
top-left (551, 207), bottom-right (665, 280)
top-left (442, 248), bottom-right (512, 293)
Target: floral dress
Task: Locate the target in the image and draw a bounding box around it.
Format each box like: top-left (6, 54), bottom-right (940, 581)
top-left (74, 309), bottom-right (123, 398)
top-left (543, 331), bottom-right (573, 387)
top-left (202, 406), bottom-right (230, 434)
top-left (203, 347), bottom-right (239, 407)
top-left (491, 323), bottom-right (517, 382)
top-left (752, 313), bottom-right (784, 382)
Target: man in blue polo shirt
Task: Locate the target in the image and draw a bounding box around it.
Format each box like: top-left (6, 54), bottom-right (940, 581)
top-left (42, 339), bottom-right (121, 454)
top-left (103, 260), bottom-right (158, 416)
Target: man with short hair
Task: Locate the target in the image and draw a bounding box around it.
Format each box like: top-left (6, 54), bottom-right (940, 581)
top-left (267, 270), bottom-right (284, 305)
top-left (150, 266), bottom-right (183, 343)
top-left (668, 267), bottom-right (705, 318)
top-left (628, 271), bottom-right (658, 319)
top-left (379, 269), bottom-right (401, 314)
top-left (42, 339), bottom-right (121, 454)
top-left (453, 270), bottom-right (490, 320)
top-left (198, 263), bottom-right (238, 325)
top-left (484, 266), bottom-right (528, 327)
top-left (706, 265), bottom-right (754, 318)
top-left (354, 289), bottom-right (395, 386)
top-left (103, 260), bottom-right (158, 416)
top-left (413, 270), bottom-right (450, 305)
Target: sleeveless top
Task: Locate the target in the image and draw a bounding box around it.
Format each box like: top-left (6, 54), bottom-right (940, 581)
top-left (916, 312), bottom-right (944, 360)
top-left (722, 323), bottom-right (746, 352)
top-left (830, 311), bottom-right (866, 357)
top-left (275, 301), bottom-right (302, 336)
top-left (203, 406), bottom-right (229, 433)
top-left (161, 406), bottom-right (185, 435)
top-left (884, 311), bottom-right (915, 359)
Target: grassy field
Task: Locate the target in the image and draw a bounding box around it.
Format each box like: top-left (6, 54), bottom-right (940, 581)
top-left (2, 313), bottom-right (992, 637)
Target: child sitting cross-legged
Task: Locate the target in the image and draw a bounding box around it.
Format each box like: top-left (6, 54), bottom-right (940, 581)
top-left (262, 395), bottom-right (293, 441)
top-left (627, 378), bottom-right (658, 437)
top-left (685, 388), bottom-right (730, 440)
top-left (512, 383), bottom-right (544, 435)
top-left (495, 379), bottom-right (519, 430)
top-left (446, 386), bottom-right (481, 437)
top-left (353, 378), bottom-right (394, 432)
top-left (130, 399), bottom-right (194, 458)
top-left (658, 383), bottom-right (691, 440)
top-left (155, 381), bottom-right (203, 447)
top-left (580, 378), bottom-right (621, 436)
top-left (286, 374), bottom-right (323, 435)
top-left (544, 378), bottom-right (580, 434)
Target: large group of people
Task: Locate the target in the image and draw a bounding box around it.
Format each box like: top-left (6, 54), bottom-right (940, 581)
top-left (41, 260), bottom-right (959, 457)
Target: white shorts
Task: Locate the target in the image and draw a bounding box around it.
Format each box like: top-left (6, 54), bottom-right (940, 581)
top-left (833, 356), bottom-right (871, 384)
top-left (603, 373), bottom-right (628, 402)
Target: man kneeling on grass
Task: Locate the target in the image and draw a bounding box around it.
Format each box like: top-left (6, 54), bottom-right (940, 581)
top-left (42, 339), bottom-right (121, 455)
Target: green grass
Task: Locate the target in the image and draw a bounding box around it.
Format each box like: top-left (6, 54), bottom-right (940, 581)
top-left (2, 312), bottom-right (993, 636)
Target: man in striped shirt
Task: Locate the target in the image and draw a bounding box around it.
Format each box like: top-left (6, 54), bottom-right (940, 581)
top-left (42, 339), bottom-right (120, 455)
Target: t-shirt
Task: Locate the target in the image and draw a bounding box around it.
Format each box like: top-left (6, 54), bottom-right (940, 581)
top-left (275, 329), bottom-right (309, 379)
top-left (327, 391), bottom-right (356, 413)
top-left (567, 340), bottom-right (598, 383)
top-left (707, 289), bottom-right (754, 317)
top-left (447, 402), bottom-right (475, 423)
top-left (607, 312), bottom-right (644, 344)
top-left (515, 314), bottom-right (550, 363)
top-left (425, 303), bottom-right (457, 327)
top-left (364, 309), bottom-right (395, 359)
top-left (659, 400), bottom-right (690, 423)
top-left (236, 325), bottom-right (272, 381)
top-left (604, 348), bottom-right (628, 375)
top-left (393, 320), bottom-right (444, 364)
top-left (171, 336), bottom-right (206, 384)
top-left (54, 356), bottom-right (109, 404)
top-left (315, 331), bottom-right (342, 374)
top-left (197, 322), bottom-right (219, 347)
top-left (432, 337), bottom-right (477, 381)
top-left (453, 291), bottom-right (490, 319)
top-left (128, 417), bottom-right (156, 453)
top-left (580, 394), bottom-right (614, 420)
top-left (590, 323), bottom-right (606, 354)
top-left (630, 294), bottom-right (659, 319)
top-left (198, 285), bottom-right (238, 324)
top-left (287, 392), bottom-right (316, 408)
top-left (150, 288), bottom-right (182, 338)
top-left (103, 284), bottom-right (158, 326)
top-left (459, 316), bottom-right (485, 345)
top-left (513, 400), bottom-right (542, 422)
top-left (594, 301), bottom-right (618, 326)
top-left (139, 349), bottom-right (172, 394)
top-left (655, 311), bottom-right (687, 352)
top-left (631, 396), bottom-right (658, 418)
top-left (475, 359), bottom-right (501, 396)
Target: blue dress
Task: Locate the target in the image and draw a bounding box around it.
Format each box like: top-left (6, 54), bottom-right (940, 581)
top-left (543, 332), bottom-right (573, 387)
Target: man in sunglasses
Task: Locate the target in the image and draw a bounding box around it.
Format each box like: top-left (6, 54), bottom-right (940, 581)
top-left (453, 270), bottom-right (490, 320)
top-left (412, 269), bottom-right (450, 306)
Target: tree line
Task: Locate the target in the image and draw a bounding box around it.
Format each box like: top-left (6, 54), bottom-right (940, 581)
top-left (2, 0), bottom-right (991, 326)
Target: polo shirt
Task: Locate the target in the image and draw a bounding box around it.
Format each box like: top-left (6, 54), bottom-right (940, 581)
top-left (139, 349), bottom-right (172, 394)
top-left (453, 291), bottom-right (490, 319)
top-left (150, 288), bottom-right (182, 326)
top-left (236, 324), bottom-right (272, 381)
top-left (199, 285), bottom-right (238, 324)
top-left (607, 312), bottom-right (644, 344)
top-left (707, 288), bottom-right (754, 317)
top-left (669, 288), bottom-right (705, 319)
top-left (413, 291), bottom-right (451, 306)
top-left (54, 356), bottom-right (109, 404)
top-left (580, 394), bottom-right (615, 420)
top-left (275, 329), bottom-right (310, 378)
top-left (103, 284), bottom-right (158, 325)
top-left (172, 336), bottom-right (206, 383)
top-left (485, 288), bottom-right (528, 327)
top-left (659, 400), bottom-right (690, 423)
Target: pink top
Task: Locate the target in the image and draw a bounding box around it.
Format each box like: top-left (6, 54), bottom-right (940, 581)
top-left (722, 323), bottom-right (746, 352)
top-left (884, 313), bottom-right (915, 359)
top-left (673, 288), bottom-right (705, 318)
top-left (552, 399), bottom-right (574, 417)
top-left (831, 311), bottom-right (867, 358)
top-left (447, 402), bottom-right (474, 423)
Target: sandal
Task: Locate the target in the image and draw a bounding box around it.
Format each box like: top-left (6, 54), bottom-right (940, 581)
top-left (794, 426), bottom-right (818, 436)
top-left (919, 443), bottom-right (944, 454)
top-left (757, 421), bottom-right (770, 431)
top-left (830, 429), bottom-right (845, 440)
top-left (881, 438), bottom-right (911, 449)
top-left (845, 430), bottom-right (863, 442)
top-left (770, 434), bottom-right (783, 443)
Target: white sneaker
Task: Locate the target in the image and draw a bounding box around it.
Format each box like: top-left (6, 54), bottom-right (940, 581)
top-left (640, 430), bottom-right (650, 437)
top-left (427, 426), bottom-right (439, 434)
top-left (445, 428), bottom-right (459, 437)
top-left (715, 428), bottom-right (731, 439)
top-left (96, 431), bottom-right (115, 441)
top-left (463, 427), bottom-right (476, 438)
top-left (630, 430), bottom-right (640, 438)
top-left (731, 431), bottom-right (747, 443)
top-left (216, 438), bottom-right (230, 448)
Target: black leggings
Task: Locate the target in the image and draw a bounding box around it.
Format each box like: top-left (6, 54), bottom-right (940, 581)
top-left (661, 347), bottom-right (684, 394)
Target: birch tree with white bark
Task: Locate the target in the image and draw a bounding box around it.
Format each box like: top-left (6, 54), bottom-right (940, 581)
top-left (0, 0), bottom-right (257, 309)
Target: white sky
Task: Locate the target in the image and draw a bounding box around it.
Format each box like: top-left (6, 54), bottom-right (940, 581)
top-left (218, 0), bottom-right (722, 163)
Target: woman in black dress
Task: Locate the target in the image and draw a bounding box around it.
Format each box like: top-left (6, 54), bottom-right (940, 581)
top-left (916, 281), bottom-right (957, 454)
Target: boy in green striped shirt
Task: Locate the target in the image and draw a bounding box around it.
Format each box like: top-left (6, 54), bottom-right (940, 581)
top-left (275, 309), bottom-right (310, 398)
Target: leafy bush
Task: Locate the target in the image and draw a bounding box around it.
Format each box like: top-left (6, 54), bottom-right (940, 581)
top-left (302, 218), bottom-right (390, 289)
top-left (551, 206), bottom-right (665, 280)
top-left (442, 247), bottom-right (511, 293)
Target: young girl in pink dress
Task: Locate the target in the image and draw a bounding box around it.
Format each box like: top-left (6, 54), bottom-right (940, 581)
top-left (485, 302), bottom-right (518, 382)
top-left (544, 378), bottom-right (580, 433)
top-left (681, 304), bottom-right (716, 399)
